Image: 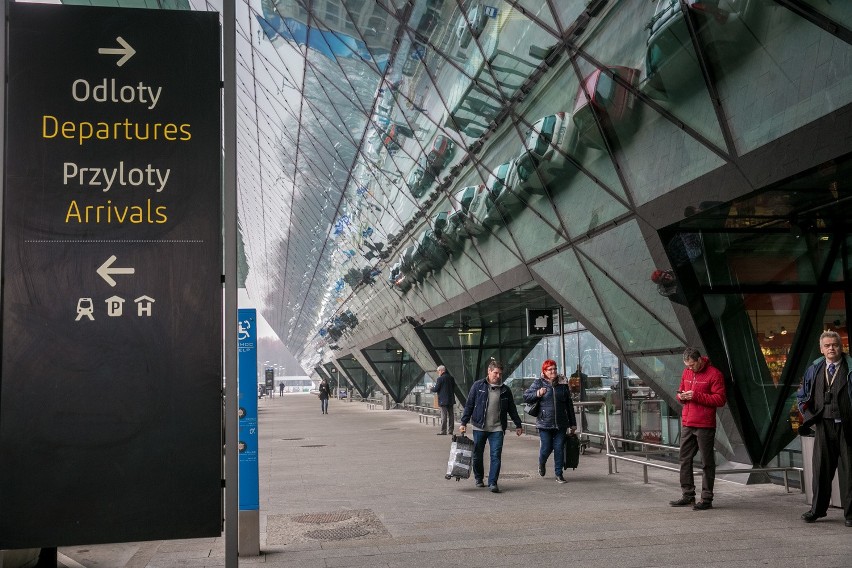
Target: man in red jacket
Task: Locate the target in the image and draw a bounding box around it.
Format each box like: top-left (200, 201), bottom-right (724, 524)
top-left (669, 347), bottom-right (727, 510)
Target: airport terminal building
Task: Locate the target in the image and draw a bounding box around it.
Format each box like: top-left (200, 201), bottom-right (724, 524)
top-left (234, 0), bottom-right (852, 475)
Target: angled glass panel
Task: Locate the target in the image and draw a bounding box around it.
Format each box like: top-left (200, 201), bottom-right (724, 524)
top-left (336, 355), bottom-right (378, 398)
top-left (711, 3), bottom-right (852, 153)
top-left (571, 56), bottom-right (726, 207)
top-left (512, 0), bottom-right (559, 36)
top-left (626, 354), bottom-right (686, 402)
top-left (692, 231), bottom-right (829, 288)
top-left (362, 340), bottom-right (425, 402)
top-left (313, 365), bottom-right (330, 381)
top-left (552, 1), bottom-right (590, 34)
top-left (530, 248), bottom-right (617, 345)
top-left (579, 252), bottom-right (684, 352)
top-left (800, 0), bottom-right (852, 28)
top-left (322, 362), bottom-right (344, 392)
top-left (519, 55), bottom-right (626, 201)
top-left (705, 292), bottom-right (812, 442)
top-left (583, 0), bottom-right (727, 149)
top-left (577, 220), bottom-right (684, 339)
top-left (505, 197), bottom-right (569, 260)
top-left (551, 169), bottom-right (630, 239)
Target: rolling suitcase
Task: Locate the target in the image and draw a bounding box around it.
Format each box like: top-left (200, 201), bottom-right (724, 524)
top-left (563, 433), bottom-right (580, 470)
top-left (445, 434), bottom-right (474, 480)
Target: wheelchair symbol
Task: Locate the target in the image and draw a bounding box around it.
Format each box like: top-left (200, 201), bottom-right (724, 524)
top-left (238, 319), bottom-right (251, 340)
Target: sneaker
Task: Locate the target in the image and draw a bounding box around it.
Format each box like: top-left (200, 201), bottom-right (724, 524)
top-left (474, 480), bottom-right (485, 488)
top-left (489, 484), bottom-right (500, 493)
top-left (538, 463), bottom-right (546, 477)
top-left (669, 495), bottom-right (696, 507)
top-left (693, 500), bottom-right (713, 511)
top-left (555, 474), bottom-right (567, 484)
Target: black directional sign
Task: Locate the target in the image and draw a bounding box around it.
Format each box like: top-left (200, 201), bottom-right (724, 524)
top-left (0, 4), bottom-right (221, 548)
top-left (526, 308), bottom-right (559, 336)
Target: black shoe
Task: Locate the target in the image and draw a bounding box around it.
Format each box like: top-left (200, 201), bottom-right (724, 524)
top-left (474, 480), bottom-right (485, 488)
top-left (693, 500), bottom-right (713, 510)
top-left (845, 520), bottom-right (852, 527)
top-left (555, 474), bottom-right (567, 484)
top-left (802, 511), bottom-right (825, 523)
top-left (436, 432), bottom-right (447, 435)
top-left (669, 495), bottom-right (695, 507)
top-left (538, 463), bottom-right (546, 477)
top-left (489, 484), bottom-right (500, 493)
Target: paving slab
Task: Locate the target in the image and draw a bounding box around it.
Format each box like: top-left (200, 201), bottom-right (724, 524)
top-left (57, 393), bottom-right (852, 567)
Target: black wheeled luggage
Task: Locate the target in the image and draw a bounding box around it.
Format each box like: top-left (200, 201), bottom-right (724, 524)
top-left (563, 433), bottom-right (580, 470)
top-left (445, 434), bottom-right (474, 480)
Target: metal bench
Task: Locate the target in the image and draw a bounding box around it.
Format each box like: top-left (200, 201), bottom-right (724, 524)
top-left (419, 414), bottom-right (437, 426)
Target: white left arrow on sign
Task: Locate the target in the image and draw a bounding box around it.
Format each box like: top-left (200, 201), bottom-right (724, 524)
top-left (97, 255), bottom-right (135, 287)
top-left (98, 37), bottom-right (136, 67)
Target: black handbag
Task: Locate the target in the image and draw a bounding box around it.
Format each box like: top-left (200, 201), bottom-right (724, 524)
top-left (524, 399), bottom-right (540, 417)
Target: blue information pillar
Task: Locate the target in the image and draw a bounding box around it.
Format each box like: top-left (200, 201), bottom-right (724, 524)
top-left (237, 309), bottom-right (259, 511)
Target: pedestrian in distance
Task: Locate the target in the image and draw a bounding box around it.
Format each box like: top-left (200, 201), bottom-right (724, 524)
top-left (459, 360), bottom-right (523, 493)
top-left (279, 382), bottom-right (285, 397)
top-left (431, 364), bottom-right (456, 435)
top-left (524, 360), bottom-right (576, 483)
top-left (797, 331), bottom-right (852, 525)
top-left (318, 377), bottom-right (331, 414)
top-left (670, 347), bottom-right (727, 510)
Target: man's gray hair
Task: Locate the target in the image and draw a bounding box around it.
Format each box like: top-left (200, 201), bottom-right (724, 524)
top-left (436, 365), bottom-right (446, 374)
top-left (820, 330), bottom-right (842, 344)
top-left (683, 347), bottom-right (702, 362)
top-left (488, 359), bottom-right (504, 371)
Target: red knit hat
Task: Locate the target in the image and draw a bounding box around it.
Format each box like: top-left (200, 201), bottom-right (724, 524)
top-left (542, 359), bottom-right (557, 373)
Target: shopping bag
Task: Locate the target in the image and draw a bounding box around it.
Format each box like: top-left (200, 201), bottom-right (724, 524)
top-left (445, 434), bottom-right (474, 480)
top-left (563, 433), bottom-right (580, 470)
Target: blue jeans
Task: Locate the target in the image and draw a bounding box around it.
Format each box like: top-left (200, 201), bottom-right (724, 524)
top-left (539, 428), bottom-right (566, 476)
top-left (472, 430), bottom-right (505, 486)
top-left (321, 399), bottom-right (329, 413)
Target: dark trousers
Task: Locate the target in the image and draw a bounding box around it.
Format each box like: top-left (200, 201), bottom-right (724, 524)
top-left (811, 419), bottom-right (852, 520)
top-left (472, 430), bottom-right (505, 486)
top-left (679, 426), bottom-right (716, 501)
top-left (439, 405), bottom-right (454, 434)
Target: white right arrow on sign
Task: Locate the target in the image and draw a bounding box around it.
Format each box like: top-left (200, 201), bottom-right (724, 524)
top-left (98, 36), bottom-right (136, 67)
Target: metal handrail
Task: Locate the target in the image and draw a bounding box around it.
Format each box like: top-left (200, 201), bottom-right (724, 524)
top-left (603, 430), bottom-right (804, 493)
top-left (518, 401), bottom-right (611, 449)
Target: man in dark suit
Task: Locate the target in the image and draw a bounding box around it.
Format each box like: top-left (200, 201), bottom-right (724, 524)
top-left (797, 331), bottom-right (852, 525)
top-left (431, 365), bottom-right (456, 435)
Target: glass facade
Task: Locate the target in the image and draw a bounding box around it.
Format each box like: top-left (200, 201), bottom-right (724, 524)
top-left (199, 0), bottom-right (852, 470)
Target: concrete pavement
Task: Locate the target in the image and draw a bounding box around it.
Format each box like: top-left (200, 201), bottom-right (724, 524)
top-left (58, 393), bottom-right (852, 567)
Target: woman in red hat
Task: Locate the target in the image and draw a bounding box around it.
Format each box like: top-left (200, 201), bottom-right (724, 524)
top-left (523, 359), bottom-right (576, 483)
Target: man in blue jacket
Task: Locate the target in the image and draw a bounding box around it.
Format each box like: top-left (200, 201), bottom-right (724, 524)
top-left (460, 360), bottom-right (523, 493)
top-left (430, 365), bottom-right (456, 435)
top-left (797, 331), bottom-right (852, 525)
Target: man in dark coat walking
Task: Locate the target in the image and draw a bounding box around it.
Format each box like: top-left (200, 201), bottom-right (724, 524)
top-left (431, 365), bottom-right (456, 435)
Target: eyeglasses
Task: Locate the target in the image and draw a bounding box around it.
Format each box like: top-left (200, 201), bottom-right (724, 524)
top-left (544, 367), bottom-right (557, 372)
